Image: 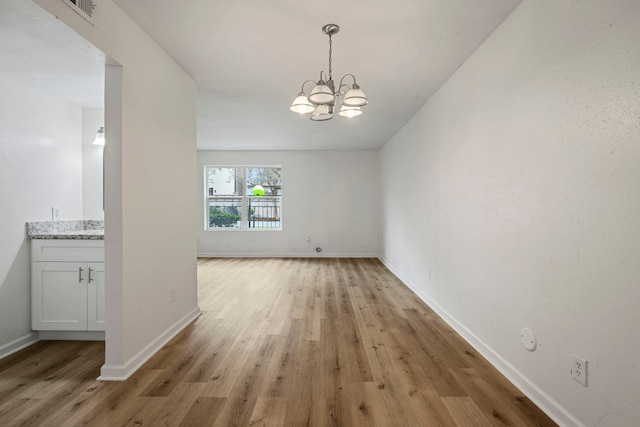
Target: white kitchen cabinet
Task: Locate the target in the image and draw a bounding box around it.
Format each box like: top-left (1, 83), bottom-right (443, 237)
top-left (87, 262), bottom-right (105, 330)
top-left (31, 240), bottom-right (105, 333)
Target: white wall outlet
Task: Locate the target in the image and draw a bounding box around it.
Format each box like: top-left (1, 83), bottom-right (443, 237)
top-left (170, 287), bottom-right (176, 303)
top-left (520, 327), bottom-right (537, 351)
top-left (51, 207), bottom-right (60, 221)
top-left (571, 353), bottom-right (587, 386)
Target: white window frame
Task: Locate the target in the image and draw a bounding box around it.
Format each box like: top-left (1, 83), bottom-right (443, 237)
top-left (204, 165), bottom-right (282, 231)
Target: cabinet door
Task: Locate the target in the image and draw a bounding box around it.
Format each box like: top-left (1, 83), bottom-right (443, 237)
top-left (87, 262), bottom-right (105, 331)
top-left (32, 262), bottom-right (88, 330)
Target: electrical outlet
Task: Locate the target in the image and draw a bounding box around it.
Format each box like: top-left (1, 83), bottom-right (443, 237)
top-left (51, 207), bottom-right (60, 221)
top-left (571, 353), bottom-right (587, 386)
top-left (170, 287), bottom-right (176, 303)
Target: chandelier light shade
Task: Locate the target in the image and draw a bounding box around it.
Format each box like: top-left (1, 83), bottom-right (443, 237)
top-left (342, 83), bottom-right (369, 107)
top-left (290, 24), bottom-right (369, 121)
top-left (308, 82), bottom-right (334, 105)
top-left (338, 105), bottom-right (363, 118)
top-left (310, 104), bottom-right (334, 121)
top-left (290, 92), bottom-right (315, 114)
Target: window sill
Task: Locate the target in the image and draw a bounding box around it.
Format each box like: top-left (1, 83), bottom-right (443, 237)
top-left (205, 228), bottom-right (282, 232)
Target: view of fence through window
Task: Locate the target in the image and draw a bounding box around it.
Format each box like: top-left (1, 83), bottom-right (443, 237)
top-left (206, 166), bottom-right (282, 230)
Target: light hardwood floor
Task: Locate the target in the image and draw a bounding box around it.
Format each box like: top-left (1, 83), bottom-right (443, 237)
top-left (0, 258), bottom-right (557, 426)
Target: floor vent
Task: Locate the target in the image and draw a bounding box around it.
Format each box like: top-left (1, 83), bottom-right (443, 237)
top-left (61, 0), bottom-right (95, 23)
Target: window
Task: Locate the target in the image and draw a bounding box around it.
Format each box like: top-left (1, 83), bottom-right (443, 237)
top-left (205, 166), bottom-right (282, 230)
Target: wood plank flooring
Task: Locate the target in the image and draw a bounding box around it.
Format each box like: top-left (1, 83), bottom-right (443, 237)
top-left (0, 258), bottom-right (557, 426)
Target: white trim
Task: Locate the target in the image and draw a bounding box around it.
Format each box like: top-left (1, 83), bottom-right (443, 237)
top-left (38, 330), bottom-right (104, 341)
top-left (204, 228), bottom-right (282, 232)
top-left (0, 332), bottom-right (39, 360)
top-left (197, 252), bottom-right (378, 258)
top-left (98, 307), bottom-right (201, 381)
top-left (204, 165), bottom-right (283, 231)
top-left (378, 256), bottom-right (585, 427)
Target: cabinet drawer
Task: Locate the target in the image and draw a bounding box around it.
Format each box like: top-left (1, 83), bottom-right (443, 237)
top-left (31, 239), bottom-right (104, 262)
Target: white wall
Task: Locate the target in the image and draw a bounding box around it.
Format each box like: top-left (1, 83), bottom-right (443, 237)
top-left (34, 0), bottom-right (199, 379)
top-left (198, 150), bottom-right (378, 257)
top-left (379, 1), bottom-right (640, 426)
top-left (0, 74), bottom-right (83, 355)
top-left (82, 108), bottom-right (105, 220)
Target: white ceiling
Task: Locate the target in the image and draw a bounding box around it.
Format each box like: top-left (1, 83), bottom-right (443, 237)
top-left (0, 0), bottom-right (105, 108)
top-left (113, 0), bottom-right (523, 150)
top-left (1, 0), bottom-right (523, 151)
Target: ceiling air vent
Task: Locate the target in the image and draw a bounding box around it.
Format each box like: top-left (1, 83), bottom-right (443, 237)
top-left (61, 0), bottom-right (95, 23)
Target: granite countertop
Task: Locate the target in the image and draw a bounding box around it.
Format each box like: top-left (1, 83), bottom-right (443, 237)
top-left (26, 220), bottom-right (104, 240)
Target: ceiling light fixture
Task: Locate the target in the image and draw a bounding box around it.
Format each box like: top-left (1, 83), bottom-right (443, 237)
top-left (290, 24), bottom-right (368, 121)
top-left (92, 126), bottom-right (105, 146)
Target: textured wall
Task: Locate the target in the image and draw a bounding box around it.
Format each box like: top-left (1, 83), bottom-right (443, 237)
top-left (379, 1), bottom-right (640, 425)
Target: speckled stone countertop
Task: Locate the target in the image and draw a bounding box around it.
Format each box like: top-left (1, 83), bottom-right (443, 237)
top-left (26, 220), bottom-right (104, 240)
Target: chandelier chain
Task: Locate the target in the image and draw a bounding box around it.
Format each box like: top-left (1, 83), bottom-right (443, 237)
top-left (328, 33), bottom-right (333, 82)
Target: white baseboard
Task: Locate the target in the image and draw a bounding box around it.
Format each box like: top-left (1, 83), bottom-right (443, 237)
top-left (378, 256), bottom-right (585, 427)
top-left (98, 307), bottom-right (201, 381)
top-left (0, 332), bottom-right (39, 360)
top-left (38, 330), bottom-right (105, 341)
top-left (197, 252), bottom-right (378, 258)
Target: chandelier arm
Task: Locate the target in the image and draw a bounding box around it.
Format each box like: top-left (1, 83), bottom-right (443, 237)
top-left (338, 74), bottom-right (357, 91)
top-left (337, 83), bottom-right (350, 95)
top-left (300, 80), bottom-right (317, 93)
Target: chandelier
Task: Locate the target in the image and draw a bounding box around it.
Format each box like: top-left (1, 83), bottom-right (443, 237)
top-left (290, 24), bottom-right (369, 121)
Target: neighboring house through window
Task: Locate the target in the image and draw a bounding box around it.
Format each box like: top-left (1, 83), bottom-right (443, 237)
top-left (205, 166), bottom-right (282, 230)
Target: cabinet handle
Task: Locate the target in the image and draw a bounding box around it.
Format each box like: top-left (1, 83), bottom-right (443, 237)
top-left (79, 267), bottom-right (84, 283)
top-left (88, 268), bottom-right (93, 284)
